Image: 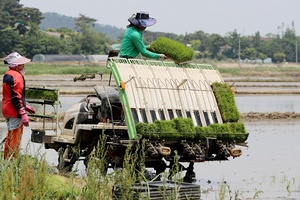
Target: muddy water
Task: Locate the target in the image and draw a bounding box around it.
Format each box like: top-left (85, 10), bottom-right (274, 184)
top-left (1, 95), bottom-right (300, 199)
top-left (236, 94), bottom-right (300, 113)
top-left (196, 121), bottom-right (300, 199)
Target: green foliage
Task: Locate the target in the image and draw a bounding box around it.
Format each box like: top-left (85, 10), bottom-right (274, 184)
top-left (135, 122), bottom-right (148, 134)
top-left (273, 52), bottom-right (286, 62)
top-left (0, 152), bottom-right (81, 199)
top-left (154, 119), bottom-right (177, 133)
top-left (0, 63), bottom-right (110, 75)
top-left (41, 12), bottom-right (123, 41)
top-left (1, 1), bottom-right (300, 63)
top-left (113, 140), bottom-right (147, 200)
top-left (195, 122), bottom-right (248, 143)
top-left (207, 34), bottom-right (226, 59)
top-left (189, 39), bottom-right (201, 50)
top-left (25, 88), bottom-right (58, 101)
top-left (212, 82), bottom-right (240, 122)
top-left (228, 122), bottom-right (247, 133)
top-left (195, 126), bottom-right (214, 134)
top-left (0, 139), bottom-right (157, 199)
top-left (136, 122), bottom-right (159, 139)
top-left (136, 118), bottom-right (196, 140)
top-left (148, 36), bottom-right (194, 63)
top-left (81, 134), bottom-right (113, 199)
top-left (242, 47), bottom-right (258, 59)
top-left (45, 174), bottom-right (79, 199)
top-left (136, 118), bottom-right (247, 143)
top-left (173, 117), bottom-right (195, 134)
top-left (209, 123), bottom-right (231, 133)
top-left (195, 122), bottom-right (246, 134)
top-left (0, 28), bottom-right (21, 56)
top-left (0, 2), bottom-right (113, 58)
top-left (75, 14), bottom-right (97, 34)
top-left (153, 119), bottom-right (182, 140)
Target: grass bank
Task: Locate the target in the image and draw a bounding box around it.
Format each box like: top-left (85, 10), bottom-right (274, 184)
top-left (0, 63), bottom-right (110, 75)
top-left (0, 138), bottom-right (189, 200)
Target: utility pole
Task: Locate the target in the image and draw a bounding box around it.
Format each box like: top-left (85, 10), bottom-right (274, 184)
top-left (296, 37), bottom-right (298, 64)
top-left (238, 36), bottom-right (241, 62)
top-left (293, 22), bottom-right (297, 64)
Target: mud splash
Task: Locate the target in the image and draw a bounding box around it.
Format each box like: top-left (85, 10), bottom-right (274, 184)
top-left (240, 111), bottom-right (300, 121)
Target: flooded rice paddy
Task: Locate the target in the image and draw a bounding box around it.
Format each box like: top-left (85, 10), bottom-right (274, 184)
top-left (1, 94), bottom-right (300, 199)
top-left (197, 121), bottom-right (300, 199)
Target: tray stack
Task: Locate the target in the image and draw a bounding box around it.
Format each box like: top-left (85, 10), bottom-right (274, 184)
top-left (113, 181), bottom-right (200, 200)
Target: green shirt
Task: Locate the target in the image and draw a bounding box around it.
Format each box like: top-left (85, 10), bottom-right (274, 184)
top-left (120, 26), bottom-right (160, 59)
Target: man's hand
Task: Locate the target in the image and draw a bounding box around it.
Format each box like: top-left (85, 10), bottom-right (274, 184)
top-left (19, 107), bottom-right (29, 126)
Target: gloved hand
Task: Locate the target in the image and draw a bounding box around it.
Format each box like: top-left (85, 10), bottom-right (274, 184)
top-left (25, 105), bottom-right (35, 114)
top-left (19, 107), bottom-right (29, 126)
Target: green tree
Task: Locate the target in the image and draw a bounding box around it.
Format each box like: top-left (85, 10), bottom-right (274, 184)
top-left (0, 11), bottom-right (10, 30)
top-left (74, 14), bottom-right (112, 54)
top-left (241, 47), bottom-right (257, 60)
top-left (1, 0), bottom-right (23, 24)
top-left (0, 0), bottom-right (43, 56)
top-left (281, 26), bottom-right (297, 62)
top-left (75, 14), bottom-right (97, 34)
top-left (207, 34), bottom-right (225, 59)
top-left (189, 39), bottom-right (201, 51)
top-left (256, 34), bottom-right (280, 62)
top-left (252, 31), bottom-right (261, 49)
top-left (257, 52), bottom-right (267, 60)
top-left (18, 7), bottom-right (43, 25)
top-left (223, 30), bottom-right (239, 59)
top-left (273, 52), bottom-right (286, 63)
top-left (0, 28), bottom-right (21, 56)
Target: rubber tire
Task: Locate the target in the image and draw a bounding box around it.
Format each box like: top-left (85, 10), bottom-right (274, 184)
top-left (57, 147), bottom-right (74, 173)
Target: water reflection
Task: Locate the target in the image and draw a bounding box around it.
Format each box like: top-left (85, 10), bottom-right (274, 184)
top-left (197, 121), bottom-right (300, 199)
top-left (235, 94), bottom-right (300, 113)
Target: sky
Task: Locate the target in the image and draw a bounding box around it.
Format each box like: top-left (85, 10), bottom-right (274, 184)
top-left (20, 0), bottom-right (300, 37)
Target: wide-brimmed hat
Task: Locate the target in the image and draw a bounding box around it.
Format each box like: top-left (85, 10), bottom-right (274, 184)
top-left (3, 52), bottom-right (31, 68)
top-left (128, 12), bottom-right (157, 27)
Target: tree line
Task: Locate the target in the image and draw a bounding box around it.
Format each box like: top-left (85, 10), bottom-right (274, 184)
top-left (1, 0), bottom-right (299, 63)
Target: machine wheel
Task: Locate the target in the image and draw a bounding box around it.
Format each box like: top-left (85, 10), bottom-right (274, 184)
top-left (168, 161), bottom-right (196, 183)
top-left (57, 147), bottom-right (74, 173)
top-left (152, 160), bottom-right (167, 181)
top-left (83, 149), bottom-right (108, 176)
top-left (168, 161), bottom-right (190, 180)
top-left (183, 162), bottom-right (196, 183)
